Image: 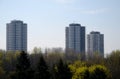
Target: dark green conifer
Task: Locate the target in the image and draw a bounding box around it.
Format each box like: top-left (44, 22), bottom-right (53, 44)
top-left (35, 55), bottom-right (50, 79)
top-left (56, 59), bottom-right (72, 79)
top-left (14, 51), bottom-right (34, 79)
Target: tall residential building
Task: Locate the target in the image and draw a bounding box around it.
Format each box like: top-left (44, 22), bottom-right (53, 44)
top-left (65, 23), bottom-right (85, 59)
top-left (87, 31), bottom-right (104, 58)
top-left (6, 20), bottom-right (27, 52)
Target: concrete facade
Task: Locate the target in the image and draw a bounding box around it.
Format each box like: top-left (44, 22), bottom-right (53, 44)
top-left (87, 31), bottom-right (104, 57)
top-left (66, 23), bottom-right (85, 59)
top-left (7, 20), bottom-right (27, 52)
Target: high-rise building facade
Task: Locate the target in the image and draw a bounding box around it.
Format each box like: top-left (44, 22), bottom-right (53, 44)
top-left (87, 31), bottom-right (104, 57)
top-left (66, 23), bottom-right (85, 59)
top-left (6, 20), bottom-right (27, 52)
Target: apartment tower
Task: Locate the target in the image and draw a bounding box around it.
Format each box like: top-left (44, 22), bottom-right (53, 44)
top-left (87, 31), bottom-right (104, 58)
top-left (6, 20), bottom-right (27, 52)
top-left (66, 23), bottom-right (85, 59)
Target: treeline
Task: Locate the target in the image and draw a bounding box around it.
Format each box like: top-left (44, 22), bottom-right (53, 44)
top-left (0, 48), bottom-right (120, 79)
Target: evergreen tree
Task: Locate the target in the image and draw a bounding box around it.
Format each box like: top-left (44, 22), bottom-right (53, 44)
top-left (35, 55), bottom-right (50, 79)
top-left (13, 51), bottom-right (34, 79)
top-left (56, 59), bottom-right (72, 79)
top-left (51, 64), bottom-right (58, 79)
top-left (16, 51), bottom-right (30, 71)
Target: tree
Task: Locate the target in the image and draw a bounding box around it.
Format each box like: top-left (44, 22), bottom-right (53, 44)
top-left (72, 67), bottom-right (89, 79)
top-left (46, 52), bottom-right (65, 67)
top-left (3, 51), bottom-right (20, 72)
top-left (0, 67), bottom-right (5, 79)
top-left (69, 61), bottom-right (89, 79)
top-left (32, 47), bottom-right (42, 54)
top-left (89, 65), bottom-right (109, 79)
top-left (56, 59), bottom-right (72, 79)
top-left (69, 61), bottom-right (110, 79)
top-left (105, 50), bottom-right (120, 79)
top-left (35, 55), bottom-right (50, 79)
top-left (65, 52), bottom-right (81, 63)
top-left (51, 64), bottom-right (57, 79)
top-left (14, 51), bottom-right (34, 79)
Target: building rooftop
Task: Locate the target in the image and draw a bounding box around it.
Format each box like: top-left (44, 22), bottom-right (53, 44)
top-left (69, 23), bottom-right (81, 26)
top-left (11, 20), bottom-right (23, 23)
top-left (90, 31), bottom-right (100, 34)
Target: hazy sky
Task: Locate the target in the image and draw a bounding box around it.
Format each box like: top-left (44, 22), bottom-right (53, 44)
top-left (0, 0), bottom-right (120, 54)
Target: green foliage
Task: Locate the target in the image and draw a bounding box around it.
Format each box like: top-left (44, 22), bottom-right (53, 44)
top-left (65, 52), bottom-right (81, 63)
top-left (16, 51), bottom-right (30, 71)
top-left (35, 55), bottom-right (50, 79)
top-left (86, 52), bottom-right (105, 66)
top-left (0, 52), bottom-right (4, 67)
top-left (0, 67), bottom-right (5, 79)
top-left (89, 65), bottom-right (109, 79)
top-left (69, 61), bottom-right (86, 73)
top-left (69, 61), bottom-right (109, 79)
top-left (32, 47), bottom-right (42, 54)
top-left (56, 59), bottom-right (72, 79)
top-left (46, 52), bottom-right (65, 67)
top-left (8, 71), bottom-right (16, 79)
top-left (14, 51), bottom-right (34, 79)
top-left (0, 49), bottom-right (119, 79)
top-left (72, 67), bottom-right (89, 79)
top-left (69, 61), bottom-right (88, 79)
top-left (105, 50), bottom-right (120, 79)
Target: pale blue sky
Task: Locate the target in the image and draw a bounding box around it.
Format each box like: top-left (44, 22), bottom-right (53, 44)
top-left (0, 0), bottom-right (120, 54)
